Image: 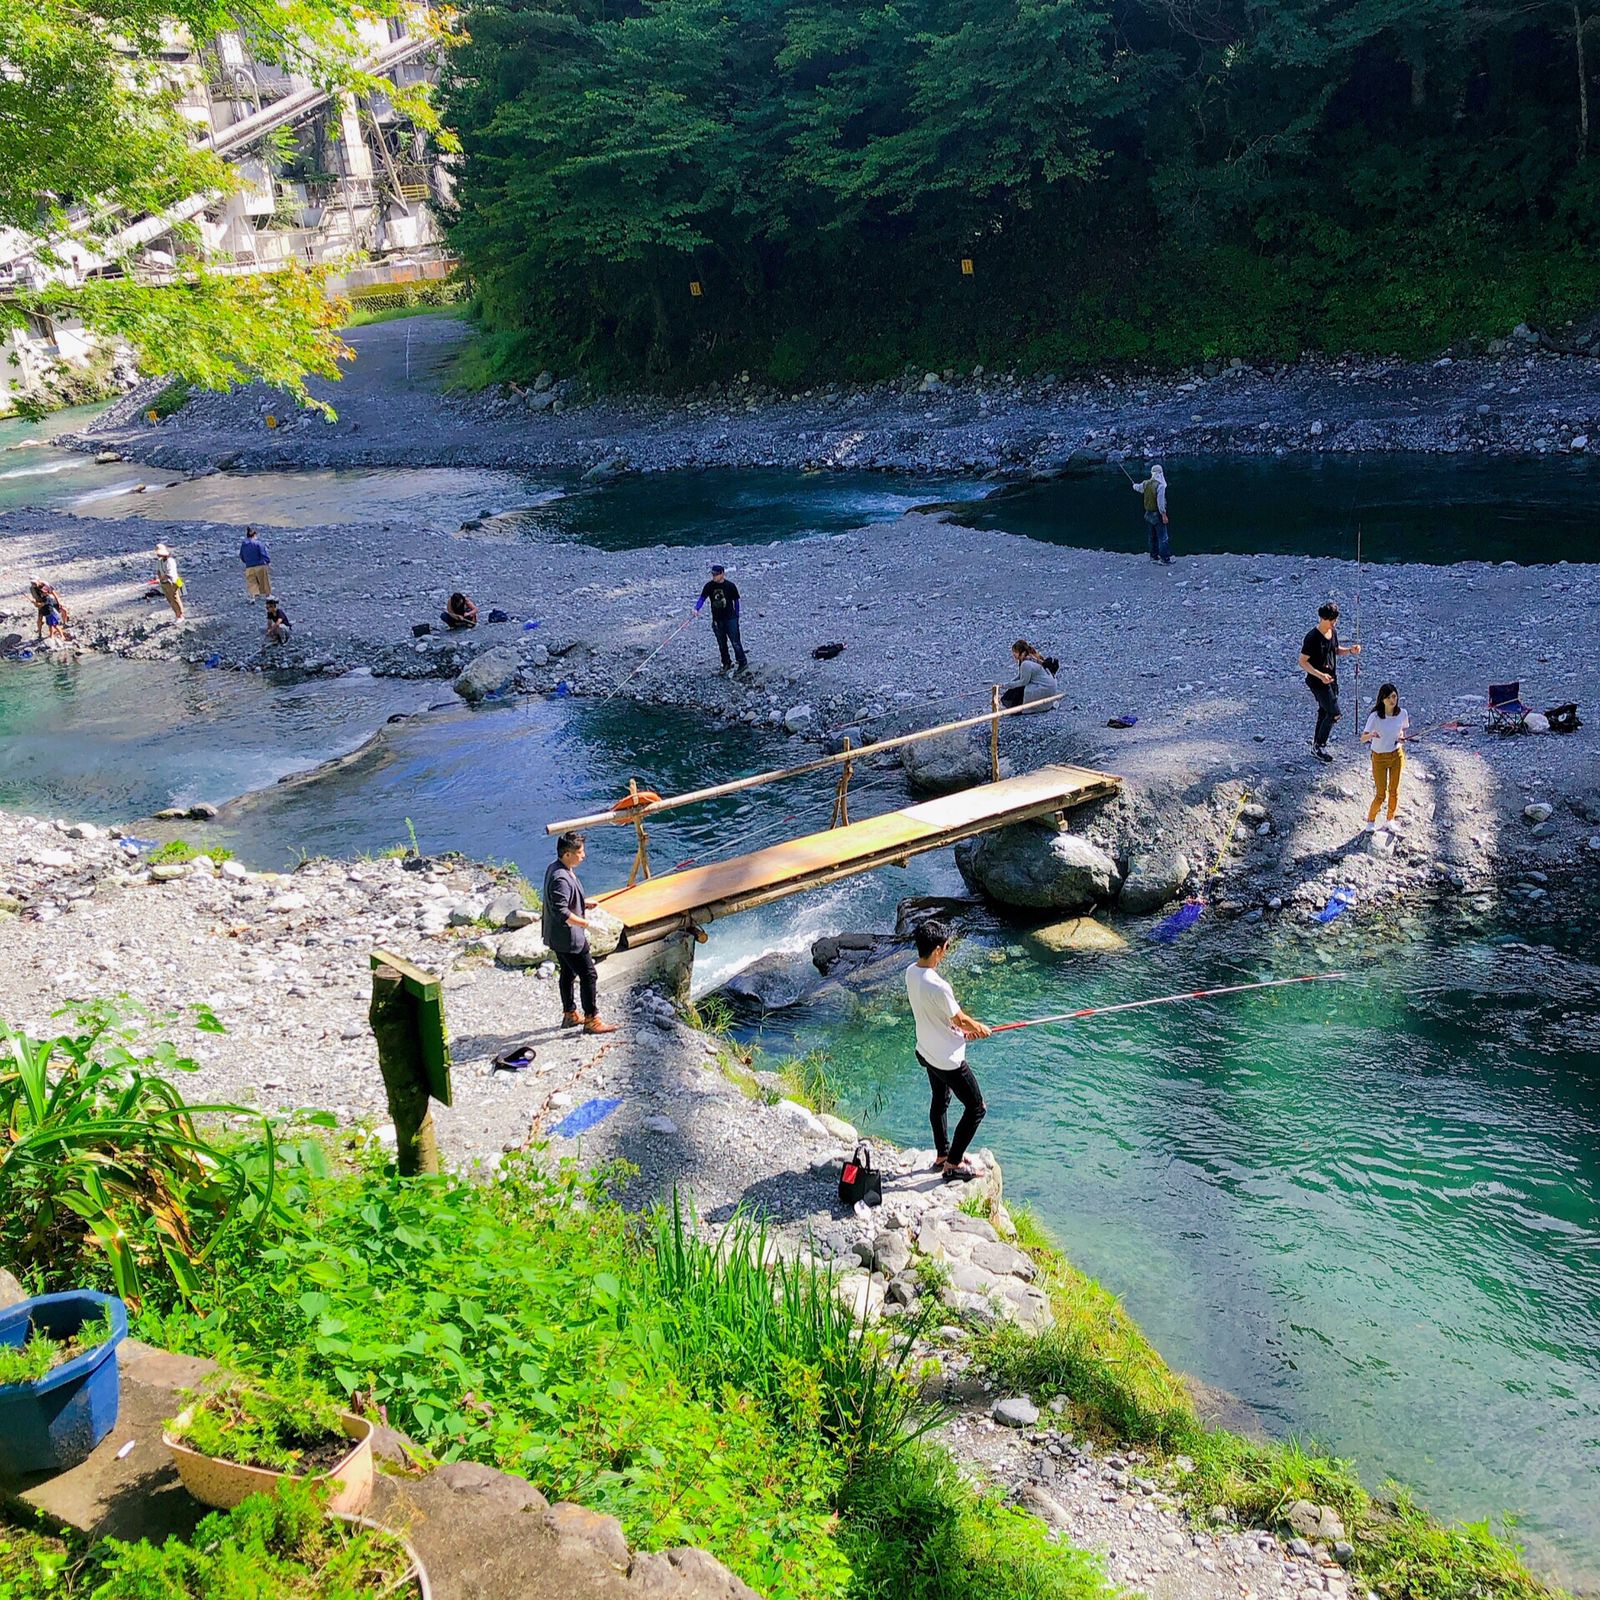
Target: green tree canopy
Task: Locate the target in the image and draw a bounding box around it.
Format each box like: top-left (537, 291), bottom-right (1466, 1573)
top-left (443, 0), bottom-right (1600, 381)
top-left (0, 0), bottom-right (451, 413)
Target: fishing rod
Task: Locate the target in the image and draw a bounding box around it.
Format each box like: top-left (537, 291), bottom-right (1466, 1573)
top-left (1353, 516), bottom-right (1363, 716)
top-left (987, 970), bottom-right (1349, 1034)
top-left (602, 612), bottom-right (697, 703)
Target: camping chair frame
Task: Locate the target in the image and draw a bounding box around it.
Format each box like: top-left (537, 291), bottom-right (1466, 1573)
top-left (1486, 681), bottom-right (1531, 734)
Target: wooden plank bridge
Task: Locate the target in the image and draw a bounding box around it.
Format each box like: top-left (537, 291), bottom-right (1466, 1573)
top-left (593, 762), bottom-right (1121, 947)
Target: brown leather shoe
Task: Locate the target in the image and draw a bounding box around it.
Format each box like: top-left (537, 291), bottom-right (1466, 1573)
top-left (583, 1015), bottom-right (619, 1035)
top-left (560, 1011), bottom-right (584, 1029)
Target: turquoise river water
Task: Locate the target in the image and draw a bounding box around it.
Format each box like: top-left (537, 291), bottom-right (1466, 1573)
top-left (1, 427), bottom-right (1597, 1586)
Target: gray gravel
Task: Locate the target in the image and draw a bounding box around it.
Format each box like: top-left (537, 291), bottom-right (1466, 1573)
top-left (64, 314), bottom-right (1600, 474)
top-left (3, 488), bottom-right (1596, 930)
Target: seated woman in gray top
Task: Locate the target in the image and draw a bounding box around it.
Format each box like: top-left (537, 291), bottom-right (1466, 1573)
top-left (999, 638), bottom-right (1058, 710)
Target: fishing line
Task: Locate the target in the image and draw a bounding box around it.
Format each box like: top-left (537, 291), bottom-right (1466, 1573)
top-left (987, 970), bottom-right (1349, 1034)
top-left (602, 612), bottom-right (697, 703)
top-left (1147, 787), bottom-right (1251, 942)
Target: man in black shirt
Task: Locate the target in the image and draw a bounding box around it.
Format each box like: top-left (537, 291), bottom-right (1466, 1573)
top-left (1298, 602), bottom-right (1361, 762)
top-left (541, 832), bottom-right (618, 1035)
top-left (696, 563), bottom-right (749, 674)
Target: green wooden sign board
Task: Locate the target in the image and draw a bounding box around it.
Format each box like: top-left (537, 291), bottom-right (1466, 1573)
top-left (370, 949), bottom-right (453, 1107)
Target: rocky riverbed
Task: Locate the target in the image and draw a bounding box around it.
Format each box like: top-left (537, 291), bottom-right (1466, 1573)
top-left (0, 807), bottom-right (1379, 1600)
top-left (3, 478), bottom-right (1596, 935)
top-left (63, 314), bottom-right (1600, 475)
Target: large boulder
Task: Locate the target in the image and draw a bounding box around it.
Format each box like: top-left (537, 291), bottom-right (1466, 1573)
top-left (453, 646), bottom-right (523, 704)
top-left (496, 904), bottom-right (622, 968)
top-left (495, 924), bottom-right (549, 969)
top-left (587, 904), bottom-right (625, 959)
top-left (900, 731), bottom-right (1010, 797)
top-left (1029, 916), bottom-right (1127, 954)
top-left (1119, 850), bottom-right (1190, 913)
top-left (720, 951), bottom-right (820, 1012)
top-left (956, 823), bottom-right (1117, 910)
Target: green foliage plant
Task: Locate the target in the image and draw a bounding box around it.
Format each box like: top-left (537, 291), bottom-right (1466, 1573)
top-left (0, 1003), bottom-right (277, 1309)
top-left (777, 1051), bottom-right (839, 1118)
top-left (86, 1481), bottom-right (413, 1599)
top-left (0, 1311), bottom-right (113, 1389)
top-left (1, 0), bottom-right (459, 418)
top-left (147, 842), bottom-right (233, 867)
top-left (168, 1370), bottom-right (348, 1473)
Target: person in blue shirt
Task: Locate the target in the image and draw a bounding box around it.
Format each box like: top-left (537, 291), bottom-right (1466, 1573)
top-left (696, 563), bottom-right (748, 674)
top-left (239, 528), bottom-right (272, 599)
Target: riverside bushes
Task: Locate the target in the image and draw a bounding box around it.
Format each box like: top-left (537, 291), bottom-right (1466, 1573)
top-left (131, 1145), bottom-right (1109, 1600)
top-left (441, 0), bottom-right (1600, 384)
top-left (971, 1207), bottom-right (1556, 1600)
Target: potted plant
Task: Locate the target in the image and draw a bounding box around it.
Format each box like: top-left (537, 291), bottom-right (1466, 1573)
top-left (163, 1371), bottom-right (374, 1514)
top-left (0, 1290), bottom-right (127, 1475)
top-left (89, 1483), bottom-right (430, 1597)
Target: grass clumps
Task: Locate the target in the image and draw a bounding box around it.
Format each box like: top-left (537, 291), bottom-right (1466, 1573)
top-left (148, 840), bottom-right (233, 867)
top-left (970, 1208), bottom-right (1559, 1600)
top-left (839, 1443), bottom-right (1107, 1600)
top-left (778, 1051), bottom-right (841, 1118)
top-left (972, 1207), bottom-right (1192, 1444)
top-left (147, 379), bottom-right (191, 421)
top-left (0, 1309), bottom-right (113, 1388)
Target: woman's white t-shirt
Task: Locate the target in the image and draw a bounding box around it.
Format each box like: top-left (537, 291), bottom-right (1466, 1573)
top-left (1364, 709), bottom-right (1409, 753)
top-left (906, 962), bottom-right (965, 1070)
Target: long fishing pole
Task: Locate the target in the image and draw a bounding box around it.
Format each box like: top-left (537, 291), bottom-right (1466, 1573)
top-left (602, 613), bottom-right (697, 703)
top-left (987, 971), bottom-right (1349, 1034)
top-left (1353, 516), bottom-right (1363, 717)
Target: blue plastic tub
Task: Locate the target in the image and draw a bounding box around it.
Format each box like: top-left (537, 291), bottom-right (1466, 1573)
top-left (0, 1291), bottom-right (128, 1477)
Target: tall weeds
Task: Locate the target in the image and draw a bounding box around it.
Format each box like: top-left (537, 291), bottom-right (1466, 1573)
top-left (649, 1194), bottom-right (943, 1468)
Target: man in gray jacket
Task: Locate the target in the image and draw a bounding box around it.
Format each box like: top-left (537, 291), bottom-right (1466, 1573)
top-left (541, 832), bottom-right (618, 1034)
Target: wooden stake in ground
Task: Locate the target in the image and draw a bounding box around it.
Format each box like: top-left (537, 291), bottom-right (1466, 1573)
top-left (368, 950), bottom-right (454, 1176)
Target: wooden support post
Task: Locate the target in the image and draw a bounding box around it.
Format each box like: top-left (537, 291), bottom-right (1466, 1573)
top-left (831, 737), bottom-right (853, 828)
top-left (626, 778), bottom-right (651, 887)
top-left (368, 963), bottom-right (440, 1176)
top-left (990, 686), bottom-right (1001, 783)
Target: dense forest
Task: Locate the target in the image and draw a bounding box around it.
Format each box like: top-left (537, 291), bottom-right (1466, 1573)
top-left (440, 0), bottom-right (1600, 383)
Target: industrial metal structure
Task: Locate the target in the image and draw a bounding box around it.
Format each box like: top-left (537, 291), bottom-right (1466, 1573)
top-left (0, 16), bottom-right (451, 412)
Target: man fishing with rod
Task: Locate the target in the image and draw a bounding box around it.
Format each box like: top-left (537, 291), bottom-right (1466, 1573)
top-left (906, 911), bottom-right (1346, 1181)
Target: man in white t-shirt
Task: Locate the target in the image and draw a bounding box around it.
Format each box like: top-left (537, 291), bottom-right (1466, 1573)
top-left (905, 918), bottom-right (992, 1182)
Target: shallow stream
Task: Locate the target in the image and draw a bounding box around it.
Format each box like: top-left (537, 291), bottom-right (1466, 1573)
top-left (2, 424), bottom-right (1597, 1585)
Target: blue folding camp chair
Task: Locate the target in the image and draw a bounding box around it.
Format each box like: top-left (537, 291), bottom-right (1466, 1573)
top-left (1487, 681), bottom-right (1531, 733)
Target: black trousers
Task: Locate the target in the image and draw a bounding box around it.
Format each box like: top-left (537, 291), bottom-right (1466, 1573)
top-left (555, 948), bottom-right (598, 1016)
top-left (1307, 677), bottom-right (1341, 748)
top-left (918, 1051), bottom-right (986, 1165)
top-left (712, 615), bottom-right (748, 669)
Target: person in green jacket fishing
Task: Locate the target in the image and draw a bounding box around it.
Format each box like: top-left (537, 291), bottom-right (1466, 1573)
top-left (1131, 464), bottom-right (1171, 564)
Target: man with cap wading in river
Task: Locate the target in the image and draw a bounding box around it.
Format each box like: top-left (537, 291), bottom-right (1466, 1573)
top-left (542, 831), bottom-right (618, 1035)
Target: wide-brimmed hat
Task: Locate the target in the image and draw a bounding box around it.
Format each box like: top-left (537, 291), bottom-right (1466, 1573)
top-left (154, 543), bottom-right (171, 555)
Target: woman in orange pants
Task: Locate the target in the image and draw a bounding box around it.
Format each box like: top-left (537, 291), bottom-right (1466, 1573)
top-left (1361, 682), bottom-right (1410, 833)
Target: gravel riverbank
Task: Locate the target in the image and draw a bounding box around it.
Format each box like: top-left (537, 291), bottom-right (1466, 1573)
top-left (0, 808), bottom-right (1379, 1600)
top-left (3, 487), bottom-right (1596, 929)
top-left (63, 314), bottom-right (1600, 474)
